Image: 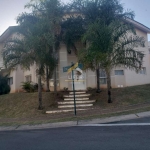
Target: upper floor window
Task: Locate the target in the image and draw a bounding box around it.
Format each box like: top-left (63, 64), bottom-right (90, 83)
top-left (115, 70), bottom-right (124, 75)
top-left (8, 77), bottom-right (13, 85)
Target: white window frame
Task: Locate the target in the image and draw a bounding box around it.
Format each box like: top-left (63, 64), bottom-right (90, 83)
top-left (25, 75), bottom-right (32, 82)
top-left (138, 67), bottom-right (146, 75)
top-left (99, 69), bottom-right (107, 84)
top-left (50, 67), bottom-right (59, 87)
top-left (8, 77), bottom-right (13, 85)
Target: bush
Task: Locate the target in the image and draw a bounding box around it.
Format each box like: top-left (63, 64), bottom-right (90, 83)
top-left (63, 87), bottom-right (68, 91)
top-left (0, 75), bottom-right (10, 95)
top-left (21, 82), bottom-right (35, 93)
top-left (87, 87), bottom-right (93, 91)
top-left (21, 82), bottom-right (44, 93)
top-left (32, 83), bottom-right (44, 91)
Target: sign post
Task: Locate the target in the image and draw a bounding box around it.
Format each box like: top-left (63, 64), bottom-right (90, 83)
top-left (67, 62), bottom-right (78, 116)
top-left (71, 63), bottom-right (77, 116)
top-left (63, 62), bottom-right (82, 116)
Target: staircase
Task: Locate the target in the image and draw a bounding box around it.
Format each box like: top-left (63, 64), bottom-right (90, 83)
top-left (46, 91), bottom-right (96, 114)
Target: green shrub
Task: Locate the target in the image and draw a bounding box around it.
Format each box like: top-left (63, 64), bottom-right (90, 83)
top-left (87, 87), bottom-right (93, 91)
top-left (21, 82), bottom-right (43, 93)
top-left (0, 75), bottom-right (10, 95)
top-left (63, 87), bottom-right (68, 91)
top-left (21, 82), bottom-right (35, 93)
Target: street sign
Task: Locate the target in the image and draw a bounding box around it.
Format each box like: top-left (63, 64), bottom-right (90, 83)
top-left (63, 66), bottom-right (70, 72)
top-left (67, 62), bottom-right (78, 73)
top-left (63, 63), bottom-right (83, 72)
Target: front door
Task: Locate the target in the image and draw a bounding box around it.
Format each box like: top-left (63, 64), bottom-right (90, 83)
top-left (72, 70), bottom-right (86, 90)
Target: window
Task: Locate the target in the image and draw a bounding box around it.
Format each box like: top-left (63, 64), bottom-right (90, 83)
top-left (50, 67), bottom-right (59, 86)
top-left (99, 69), bottom-right (107, 84)
top-left (25, 75), bottom-right (32, 82)
top-left (138, 67), bottom-right (146, 75)
top-left (8, 77), bottom-right (13, 85)
top-left (115, 70), bottom-right (124, 75)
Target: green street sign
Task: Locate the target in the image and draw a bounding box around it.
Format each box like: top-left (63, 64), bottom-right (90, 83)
top-left (78, 64), bottom-right (83, 69)
top-left (63, 66), bottom-right (70, 72)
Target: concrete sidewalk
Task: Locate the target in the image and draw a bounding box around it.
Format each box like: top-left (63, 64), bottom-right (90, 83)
top-left (0, 111), bottom-right (150, 131)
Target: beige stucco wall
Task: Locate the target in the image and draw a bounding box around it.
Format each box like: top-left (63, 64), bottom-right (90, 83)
top-left (124, 29), bottom-right (150, 86)
top-left (148, 41), bottom-right (150, 64)
top-left (23, 63), bottom-right (37, 83)
top-left (86, 70), bottom-right (96, 88)
top-left (58, 43), bottom-right (98, 90)
top-left (8, 66), bottom-right (24, 93)
top-left (110, 68), bottom-right (126, 88)
top-left (58, 43), bottom-right (68, 90)
top-left (0, 43), bottom-right (4, 68)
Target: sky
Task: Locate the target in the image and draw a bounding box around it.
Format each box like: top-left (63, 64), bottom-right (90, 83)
top-left (0, 0), bottom-right (150, 40)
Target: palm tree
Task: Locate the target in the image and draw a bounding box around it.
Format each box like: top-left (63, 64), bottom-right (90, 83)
top-left (62, 0), bottom-right (135, 93)
top-left (3, 11), bottom-right (57, 109)
top-left (26, 0), bottom-right (64, 94)
top-left (70, 0), bottom-right (145, 102)
top-left (79, 19), bottom-right (145, 103)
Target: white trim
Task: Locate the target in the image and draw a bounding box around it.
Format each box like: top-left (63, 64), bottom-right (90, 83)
top-left (82, 123), bottom-right (150, 126)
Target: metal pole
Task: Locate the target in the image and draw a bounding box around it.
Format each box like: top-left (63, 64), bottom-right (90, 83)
top-left (71, 64), bottom-right (76, 116)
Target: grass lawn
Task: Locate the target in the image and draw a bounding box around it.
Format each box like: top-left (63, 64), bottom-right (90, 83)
top-left (89, 84), bottom-right (150, 108)
top-left (0, 84), bottom-right (150, 125)
top-left (0, 92), bottom-right (57, 118)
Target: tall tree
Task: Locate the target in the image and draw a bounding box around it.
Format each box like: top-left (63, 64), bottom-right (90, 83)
top-left (26, 0), bottom-right (64, 94)
top-left (3, 11), bottom-right (57, 109)
top-left (64, 0), bottom-right (134, 93)
top-left (76, 0), bottom-right (145, 102)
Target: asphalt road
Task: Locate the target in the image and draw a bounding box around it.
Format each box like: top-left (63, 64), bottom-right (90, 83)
top-left (1, 117), bottom-right (150, 150)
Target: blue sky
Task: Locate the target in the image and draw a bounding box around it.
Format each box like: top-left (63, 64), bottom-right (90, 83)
top-left (0, 0), bottom-right (150, 40)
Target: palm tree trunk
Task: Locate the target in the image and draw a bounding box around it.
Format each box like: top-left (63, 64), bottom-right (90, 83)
top-left (53, 67), bottom-right (57, 94)
top-left (53, 42), bottom-right (57, 94)
top-left (106, 70), bottom-right (112, 103)
top-left (96, 68), bottom-right (101, 93)
top-left (46, 67), bottom-right (50, 92)
top-left (38, 74), bottom-right (43, 110)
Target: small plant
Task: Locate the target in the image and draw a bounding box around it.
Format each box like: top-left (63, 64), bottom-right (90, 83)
top-left (87, 87), bottom-right (93, 91)
top-left (33, 83), bottom-right (44, 91)
top-left (21, 82), bottom-right (44, 93)
top-left (63, 87), bottom-right (68, 92)
top-left (21, 82), bottom-right (35, 93)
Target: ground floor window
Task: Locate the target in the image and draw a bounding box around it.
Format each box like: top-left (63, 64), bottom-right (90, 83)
top-left (50, 67), bottom-right (59, 86)
top-left (99, 69), bottom-right (107, 84)
top-left (138, 67), bottom-right (146, 75)
top-left (25, 75), bottom-right (32, 82)
top-left (115, 70), bottom-right (124, 75)
top-left (8, 77), bottom-right (13, 85)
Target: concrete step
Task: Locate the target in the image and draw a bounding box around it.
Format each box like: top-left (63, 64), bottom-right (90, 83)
top-left (69, 91), bottom-right (86, 94)
top-left (58, 100), bottom-right (96, 105)
top-left (46, 108), bottom-right (87, 114)
top-left (58, 104), bottom-right (93, 108)
top-left (64, 97), bottom-right (89, 101)
top-left (64, 94), bottom-right (91, 98)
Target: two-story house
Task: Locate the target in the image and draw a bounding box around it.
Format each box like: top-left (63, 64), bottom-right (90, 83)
top-left (0, 19), bottom-right (150, 93)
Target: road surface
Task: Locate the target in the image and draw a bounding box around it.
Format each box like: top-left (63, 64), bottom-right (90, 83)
top-left (0, 117), bottom-right (150, 150)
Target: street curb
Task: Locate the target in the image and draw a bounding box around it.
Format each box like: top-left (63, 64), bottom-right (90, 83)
top-left (0, 111), bottom-right (150, 131)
